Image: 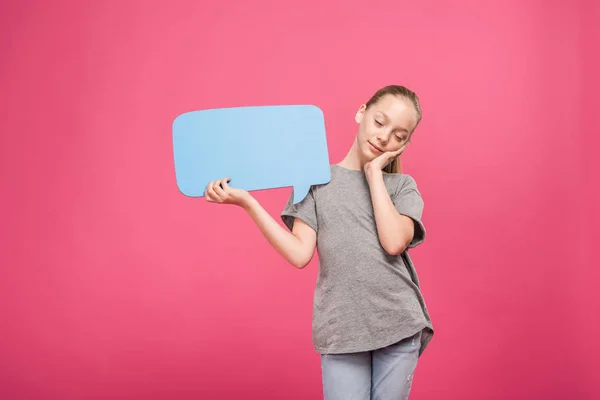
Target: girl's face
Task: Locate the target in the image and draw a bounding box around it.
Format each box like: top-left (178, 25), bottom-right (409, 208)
top-left (354, 94), bottom-right (417, 162)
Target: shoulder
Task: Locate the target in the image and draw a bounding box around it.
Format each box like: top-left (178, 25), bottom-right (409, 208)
top-left (384, 172), bottom-right (422, 197)
top-left (383, 171), bottom-right (418, 186)
top-left (310, 164), bottom-right (341, 192)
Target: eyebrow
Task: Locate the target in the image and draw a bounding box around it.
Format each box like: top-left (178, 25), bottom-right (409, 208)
top-left (378, 111), bottom-right (410, 135)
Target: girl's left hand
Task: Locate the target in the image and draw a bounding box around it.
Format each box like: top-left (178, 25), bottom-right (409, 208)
top-left (363, 144), bottom-right (407, 176)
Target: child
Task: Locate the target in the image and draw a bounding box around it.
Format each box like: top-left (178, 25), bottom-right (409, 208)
top-left (204, 85), bottom-right (434, 399)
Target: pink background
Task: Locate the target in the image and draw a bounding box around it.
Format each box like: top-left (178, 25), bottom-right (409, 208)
top-left (1, 0), bottom-right (599, 399)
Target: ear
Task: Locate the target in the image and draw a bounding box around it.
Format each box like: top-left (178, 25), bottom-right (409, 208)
top-left (355, 104), bottom-right (367, 124)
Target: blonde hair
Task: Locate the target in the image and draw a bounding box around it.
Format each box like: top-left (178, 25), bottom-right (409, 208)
top-left (364, 85), bottom-right (422, 174)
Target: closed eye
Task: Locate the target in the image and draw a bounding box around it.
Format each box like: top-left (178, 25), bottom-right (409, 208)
top-left (374, 119), bottom-right (383, 127)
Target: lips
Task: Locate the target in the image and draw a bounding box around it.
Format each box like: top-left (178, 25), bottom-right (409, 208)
top-left (368, 141), bottom-right (383, 153)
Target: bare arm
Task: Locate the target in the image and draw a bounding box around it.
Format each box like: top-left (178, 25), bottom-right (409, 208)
top-left (366, 170), bottom-right (414, 256)
top-left (205, 178), bottom-right (316, 269)
top-left (243, 196), bottom-right (317, 268)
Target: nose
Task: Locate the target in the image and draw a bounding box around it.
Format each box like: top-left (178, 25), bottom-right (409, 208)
top-left (376, 132), bottom-right (389, 146)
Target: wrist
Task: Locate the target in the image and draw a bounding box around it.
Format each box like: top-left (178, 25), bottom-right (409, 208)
top-left (365, 167), bottom-right (383, 183)
top-left (241, 194), bottom-right (257, 212)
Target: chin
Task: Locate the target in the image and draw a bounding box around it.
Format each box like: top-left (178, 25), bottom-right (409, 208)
top-left (359, 145), bottom-right (374, 161)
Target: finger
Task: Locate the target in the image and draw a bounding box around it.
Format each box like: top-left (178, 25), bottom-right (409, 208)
top-left (214, 179), bottom-right (228, 199)
top-left (218, 178), bottom-right (231, 190)
top-left (221, 178), bottom-right (232, 191)
top-left (204, 182), bottom-right (215, 202)
top-left (220, 178), bottom-right (232, 192)
top-left (207, 181), bottom-right (222, 202)
top-left (391, 147), bottom-right (406, 159)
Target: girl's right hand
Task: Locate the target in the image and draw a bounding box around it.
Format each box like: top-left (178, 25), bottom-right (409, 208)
top-left (204, 178), bottom-right (252, 208)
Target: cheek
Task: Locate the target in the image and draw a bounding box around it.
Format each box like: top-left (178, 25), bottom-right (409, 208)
top-left (358, 122), bottom-right (373, 138)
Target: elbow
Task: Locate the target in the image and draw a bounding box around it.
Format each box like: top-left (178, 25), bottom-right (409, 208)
top-left (290, 252), bottom-right (313, 269)
top-left (381, 237), bottom-right (411, 256)
top-left (291, 258), bottom-right (310, 269)
top-left (288, 241), bottom-right (315, 269)
top-left (379, 218), bottom-right (414, 256)
top-left (293, 262), bottom-right (309, 269)
top-left (383, 244), bottom-right (406, 256)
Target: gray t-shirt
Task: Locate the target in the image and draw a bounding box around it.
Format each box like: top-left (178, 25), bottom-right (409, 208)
top-left (281, 164), bottom-right (434, 356)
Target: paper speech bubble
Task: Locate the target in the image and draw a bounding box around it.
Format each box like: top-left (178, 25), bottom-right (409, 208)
top-left (172, 105), bottom-right (331, 204)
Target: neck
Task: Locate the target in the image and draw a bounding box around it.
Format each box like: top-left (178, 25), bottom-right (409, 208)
top-left (337, 138), bottom-right (368, 171)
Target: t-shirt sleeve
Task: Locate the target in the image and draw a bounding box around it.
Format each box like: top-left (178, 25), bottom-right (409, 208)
top-left (393, 175), bottom-right (426, 249)
top-left (280, 186), bottom-right (318, 233)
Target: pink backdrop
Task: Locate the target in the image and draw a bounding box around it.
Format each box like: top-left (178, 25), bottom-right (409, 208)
top-left (1, 1), bottom-right (599, 399)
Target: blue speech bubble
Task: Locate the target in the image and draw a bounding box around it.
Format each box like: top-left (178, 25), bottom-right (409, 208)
top-left (172, 105), bottom-right (331, 204)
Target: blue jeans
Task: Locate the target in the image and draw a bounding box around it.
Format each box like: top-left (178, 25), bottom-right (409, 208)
top-left (320, 331), bottom-right (422, 400)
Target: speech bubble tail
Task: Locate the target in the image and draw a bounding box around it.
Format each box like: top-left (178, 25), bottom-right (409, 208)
top-left (292, 184), bottom-right (311, 205)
